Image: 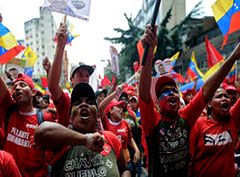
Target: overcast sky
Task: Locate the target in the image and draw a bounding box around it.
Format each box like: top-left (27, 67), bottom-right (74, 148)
top-left (0, 0), bottom-right (215, 76)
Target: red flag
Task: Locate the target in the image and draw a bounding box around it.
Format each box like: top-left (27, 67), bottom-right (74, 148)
top-left (101, 75), bottom-right (111, 88)
top-left (171, 71), bottom-right (185, 84)
top-left (41, 77), bottom-right (48, 88)
top-left (205, 36), bottom-right (224, 68)
top-left (137, 40), bottom-right (144, 68)
top-left (133, 61), bottom-right (139, 73)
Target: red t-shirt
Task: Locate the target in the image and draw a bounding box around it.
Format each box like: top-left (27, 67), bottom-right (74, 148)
top-left (102, 116), bottom-right (132, 149)
top-left (0, 150), bottom-right (22, 177)
top-left (1, 91), bottom-right (56, 177)
top-left (189, 98), bottom-right (240, 177)
top-left (139, 88), bottom-right (206, 137)
top-left (53, 91), bottom-right (71, 127)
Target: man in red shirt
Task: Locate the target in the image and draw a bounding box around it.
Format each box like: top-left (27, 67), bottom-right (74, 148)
top-left (0, 73), bottom-right (56, 177)
top-left (138, 24), bottom-right (240, 177)
top-left (48, 23), bottom-right (95, 127)
top-left (0, 150), bottom-right (22, 177)
top-left (34, 82), bottom-right (131, 177)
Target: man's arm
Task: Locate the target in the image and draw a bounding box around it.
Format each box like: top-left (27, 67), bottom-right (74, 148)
top-left (139, 25), bottom-right (158, 102)
top-left (48, 23), bottom-right (68, 102)
top-left (0, 76), bottom-right (8, 104)
top-left (98, 84), bottom-right (124, 120)
top-left (202, 43), bottom-right (240, 102)
top-left (34, 121), bottom-right (104, 152)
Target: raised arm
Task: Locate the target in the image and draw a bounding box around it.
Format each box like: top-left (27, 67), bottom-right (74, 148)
top-left (48, 23), bottom-right (68, 102)
top-left (42, 57), bottom-right (51, 77)
top-left (0, 76), bottom-right (8, 104)
top-left (34, 121), bottom-right (104, 152)
top-left (98, 84), bottom-right (124, 119)
top-left (202, 43), bottom-right (240, 102)
top-left (139, 25), bottom-right (158, 102)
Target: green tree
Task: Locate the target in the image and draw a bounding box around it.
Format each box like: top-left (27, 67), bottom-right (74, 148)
top-left (105, 14), bottom-right (144, 82)
top-left (105, 2), bottom-right (203, 82)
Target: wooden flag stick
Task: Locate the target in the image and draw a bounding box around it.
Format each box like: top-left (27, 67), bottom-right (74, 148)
top-left (141, 0), bottom-right (161, 66)
top-left (62, 15), bottom-right (67, 25)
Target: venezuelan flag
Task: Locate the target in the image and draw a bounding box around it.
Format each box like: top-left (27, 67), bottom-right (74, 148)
top-left (203, 60), bottom-right (224, 81)
top-left (169, 51), bottom-right (180, 72)
top-left (186, 52), bottom-right (204, 82)
top-left (54, 21), bottom-right (79, 45)
top-left (0, 23), bottom-right (25, 64)
top-left (212, 0), bottom-right (240, 47)
top-left (226, 63), bottom-right (236, 83)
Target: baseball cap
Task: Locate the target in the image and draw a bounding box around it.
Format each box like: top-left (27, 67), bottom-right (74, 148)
top-left (70, 62), bottom-right (94, 78)
top-left (129, 95), bottom-right (138, 102)
top-left (95, 88), bottom-right (108, 98)
top-left (71, 82), bottom-right (97, 107)
top-left (104, 99), bottom-right (124, 115)
top-left (155, 75), bottom-right (177, 98)
top-left (224, 84), bottom-right (237, 92)
top-left (13, 73), bottom-right (35, 90)
top-left (118, 92), bottom-right (129, 101)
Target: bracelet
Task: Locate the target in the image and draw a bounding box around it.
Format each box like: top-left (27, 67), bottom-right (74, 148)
top-left (85, 133), bottom-right (94, 147)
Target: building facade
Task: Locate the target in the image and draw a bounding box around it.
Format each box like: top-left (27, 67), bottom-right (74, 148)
top-left (24, 8), bottom-right (56, 78)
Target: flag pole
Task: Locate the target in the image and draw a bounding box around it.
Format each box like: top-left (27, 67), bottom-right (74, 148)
top-left (141, 0), bottom-right (161, 66)
top-left (235, 60), bottom-right (238, 83)
top-left (62, 15), bottom-right (67, 25)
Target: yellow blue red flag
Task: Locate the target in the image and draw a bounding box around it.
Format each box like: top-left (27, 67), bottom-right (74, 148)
top-left (186, 52), bottom-right (204, 82)
top-left (212, 0), bottom-right (240, 47)
top-left (169, 51), bottom-right (180, 72)
top-left (54, 20), bottom-right (79, 45)
top-left (22, 46), bottom-right (38, 67)
top-left (0, 23), bottom-right (25, 64)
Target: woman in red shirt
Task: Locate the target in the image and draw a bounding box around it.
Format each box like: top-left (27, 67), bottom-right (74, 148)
top-left (190, 87), bottom-right (240, 177)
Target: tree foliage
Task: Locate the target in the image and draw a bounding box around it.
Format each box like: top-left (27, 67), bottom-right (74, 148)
top-left (104, 2), bottom-right (203, 82)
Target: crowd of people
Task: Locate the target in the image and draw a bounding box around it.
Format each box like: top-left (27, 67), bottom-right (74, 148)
top-left (0, 20), bottom-right (240, 177)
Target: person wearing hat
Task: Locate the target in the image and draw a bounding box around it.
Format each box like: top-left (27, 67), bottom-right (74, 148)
top-left (48, 22), bottom-right (95, 127)
top-left (98, 85), bottom-right (140, 170)
top-left (138, 24), bottom-right (240, 177)
top-left (0, 73), bottom-right (57, 176)
top-left (95, 88), bottom-right (108, 104)
top-left (34, 82), bottom-right (131, 177)
top-left (223, 84), bottom-right (238, 106)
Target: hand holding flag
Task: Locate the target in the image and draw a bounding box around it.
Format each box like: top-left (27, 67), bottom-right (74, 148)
top-left (54, 16), bottom-right (79, 45)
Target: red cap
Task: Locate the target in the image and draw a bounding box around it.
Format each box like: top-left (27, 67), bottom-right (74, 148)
top-left (224, 84), bottom-right (237, 92)
top-left (13, 73), bottom-right (35, 90)
top-left (155, 76), bottom-right (177, 98)
top-left (104, 99), bottom-right (124, 115)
